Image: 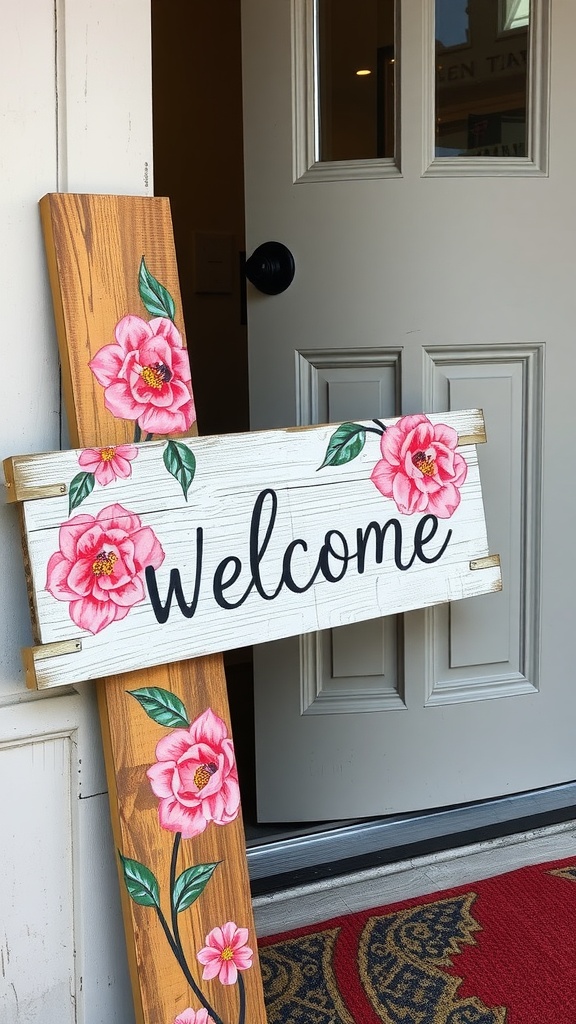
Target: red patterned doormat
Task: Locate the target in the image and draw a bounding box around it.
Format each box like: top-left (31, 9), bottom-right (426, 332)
top-left (257, 856), bottom-right (576, 1023)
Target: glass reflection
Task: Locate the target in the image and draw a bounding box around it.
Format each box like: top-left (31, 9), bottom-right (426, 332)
top-left (435, 0), bottom-right (530, 158)
top-left (317, 0), bottom-right (396, 162)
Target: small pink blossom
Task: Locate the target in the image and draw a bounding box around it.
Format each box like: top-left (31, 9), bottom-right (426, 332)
top-left (89, 314), bottom-right (195, 435)
top-left (45, 503), bottom-right (165, 634)
top-left (370, 414), bottom-right (468, 518)
top-left (197, 923), bottom-right (253, 986)
top-left (146, 708), bottom-right (240, 839)
top-left (78, 444), bottom-right (138, 485)
top-left (174, 1010), bottom-right (214, 1024)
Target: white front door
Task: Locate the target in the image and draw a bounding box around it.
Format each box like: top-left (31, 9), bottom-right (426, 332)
top-left (241, 0), bottom-right (576, 822)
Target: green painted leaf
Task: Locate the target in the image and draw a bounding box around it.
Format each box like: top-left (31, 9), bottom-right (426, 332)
top-left (68, 471), bottom-right (95, 513)
top-left (163, 440), bottom-right (196, 501)
top-left (318, 422), bottom-right (367, 470)
top-left (128, 686), bottom-right (190, 727)
top-left (119, 853), bottom-right (160, 908)
top-left (138, 256), bottom-right (176, 320)
top-left (173, 862), bottom-right (220, 914)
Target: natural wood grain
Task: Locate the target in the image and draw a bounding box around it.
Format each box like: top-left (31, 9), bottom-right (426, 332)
top-left (8, 410), bottom-right (502, 690)
top-left (39, 193), bottom-right (267, 1024)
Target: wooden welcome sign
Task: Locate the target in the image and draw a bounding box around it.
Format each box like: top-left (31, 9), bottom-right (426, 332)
top-left (2, 193), bottom-right (500, 1024)
top-left (6, 408), bottom-right (500, 691)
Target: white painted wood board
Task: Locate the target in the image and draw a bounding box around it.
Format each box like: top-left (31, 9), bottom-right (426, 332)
top-left (5, 409), bottom-right (501, 689)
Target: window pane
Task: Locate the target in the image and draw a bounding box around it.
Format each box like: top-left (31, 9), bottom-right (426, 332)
top-left (435, 0), bottom-right (530, 158)
top-left (317, 0), bottom-right (396, 162)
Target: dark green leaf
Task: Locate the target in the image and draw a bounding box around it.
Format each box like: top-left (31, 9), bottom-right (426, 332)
top-left (68, 471), bottom-right (95, 513)
top-left (173, 862), bottom-right (220, 914)
top-left (128, 686), bottom-right (190, 728)
top-left (118, 853), bottom-right (160, 908)
top-left (318, 422), bottom-right (366, 470)
top-left (163, 440), bottom-right (196, 501)
top-left (138, 256), bottom-right (176, 320)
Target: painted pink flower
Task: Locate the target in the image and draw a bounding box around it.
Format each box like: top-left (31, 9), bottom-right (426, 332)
top-left (370, 414), bottom-right (468, 518)
top-left (45, 503), bottom-right (165, 634)
top-left (146, 708), bottom-right (240, 839)
top-left (78, 444), bottom-right (138, 485)
top-left (174, 1010), bottom-right (214, 1024)
top-left (89, 314), bottom-right (195, 435)
top-left (197, 923), bottom-right (253, 986)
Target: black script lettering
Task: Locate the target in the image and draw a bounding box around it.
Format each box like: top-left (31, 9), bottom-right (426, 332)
top-left (146, 494), bottom-right (454, 627)
top-left (249, 488), bottom-right (284, 601)
top-left (146, 527), bottom-right (204, 624)
top-left (212, 488), bottom-right (286, 610)
top-left (413, 514), bottom-right (452, 564)
top-left (213, 556), bottom-right (243, 609)
top-left (318, 530), bottom-right (352, 584)
top-left (282, 538), bottom-right (321, 594)
top-left (356, 518), bottom-right (416, 573)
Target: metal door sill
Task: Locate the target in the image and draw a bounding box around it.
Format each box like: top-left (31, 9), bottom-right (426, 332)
top-left (246, 782), bottom-right (576, 889)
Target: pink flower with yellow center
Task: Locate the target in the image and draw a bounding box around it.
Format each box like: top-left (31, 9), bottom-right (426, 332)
top-left (78, 444), bottom-right (138, 485)
top-left (88, 314), bottom-right (195, 435)
top-left (371, 413), bottom-right (468, 518)
top-left (146, 708), bottom-right (240, 839)
top-left (196, 923), bottom-right (253, 986)
top-left (45, 503), bottom-right (165, 634)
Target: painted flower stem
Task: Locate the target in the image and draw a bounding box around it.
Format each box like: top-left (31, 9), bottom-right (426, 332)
top-left (166, 832), bottom-right (225, 1024)
top-left (372, 418), bottom-right (387, 432)
top-left (237, 973), bottom-right (246, 1024)
top-left (154, 901), bottom-right (225, 1024)
top-left (170, 831), bottom-right (182, 939)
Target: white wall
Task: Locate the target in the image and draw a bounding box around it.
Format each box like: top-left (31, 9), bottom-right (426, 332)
top-left (0, 1), bottom-right (152, 1020)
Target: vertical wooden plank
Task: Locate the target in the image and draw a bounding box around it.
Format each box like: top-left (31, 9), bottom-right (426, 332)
top-left (40, 193), bottom-right (267, 1024)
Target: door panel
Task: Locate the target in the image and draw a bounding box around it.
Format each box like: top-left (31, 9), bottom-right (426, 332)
top-left (297, 347), bottom-right (403, 713)
top-left (424, 344), bottom-right (543, 703)
top-left (241, 0), bottom-right (572, 822)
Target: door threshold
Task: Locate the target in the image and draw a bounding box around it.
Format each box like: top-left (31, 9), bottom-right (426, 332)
top-left (247, 781), bottom-right (576, 894)
top-left (252, 817), bottom-right (576, 937)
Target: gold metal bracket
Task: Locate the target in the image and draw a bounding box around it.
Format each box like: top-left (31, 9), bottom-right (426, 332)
top-left (3, 456), bottom-right (67, 503)
top-left (23, 639), bottom-right (83, 690)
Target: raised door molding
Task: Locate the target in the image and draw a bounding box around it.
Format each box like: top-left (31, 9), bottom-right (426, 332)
top-left (291, 0), bottom-right (401, 182)
top-left (296, 347), bottom-right (405, 714)
top-left (422, 343), bottom-right (543, 704)
top-left (422, 0), bottom-right (550, 177)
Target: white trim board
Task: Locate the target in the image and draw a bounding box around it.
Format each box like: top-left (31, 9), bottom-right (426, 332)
top-left (252, 819), bottom-right (576, 936)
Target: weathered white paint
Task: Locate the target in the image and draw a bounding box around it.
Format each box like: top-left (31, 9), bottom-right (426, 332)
top-left (0, 693), bottom-right (133, 1023)
top-left (241, 0), bottom-right (576, 820)
top-left (7, 412), bottom-right (500, 689)
top-left (0, 0), bottom-right (150, 1018)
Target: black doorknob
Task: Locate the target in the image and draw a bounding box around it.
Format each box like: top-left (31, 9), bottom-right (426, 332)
top-left (245, 241), bottom-right (295, 295)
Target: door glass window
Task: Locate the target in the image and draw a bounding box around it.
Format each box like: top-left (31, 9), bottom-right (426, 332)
top-left (317, 0), bottom-right (397, 162)
top-left (435, 0), bottom-right (530, 158)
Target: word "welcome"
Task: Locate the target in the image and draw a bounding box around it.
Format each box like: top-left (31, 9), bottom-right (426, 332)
top-left (145, 487), bottom-right (452, 624)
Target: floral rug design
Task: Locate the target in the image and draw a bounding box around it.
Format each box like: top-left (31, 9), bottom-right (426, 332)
top-left (259, 855), bottom-right (576, 1024)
